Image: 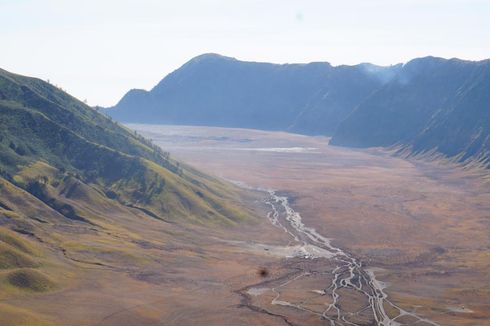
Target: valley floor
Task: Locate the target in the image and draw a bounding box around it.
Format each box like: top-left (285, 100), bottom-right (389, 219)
top-left (129, 124), bottom-right (490, 326)
top-left (1, 124), bottom-right (488, 326)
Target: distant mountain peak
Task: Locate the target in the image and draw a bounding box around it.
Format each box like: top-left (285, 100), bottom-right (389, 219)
top-left (187, 53), bottom-right (237, 64)
top-left (102, 55), bottom-right (490, 168)
top-left (104, 55), bottom-right (400, 134)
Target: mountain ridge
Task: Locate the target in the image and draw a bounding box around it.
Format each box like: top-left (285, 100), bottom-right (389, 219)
top-left (331, 56), bottom-right (490, 168)
top-left (103, 54), bottom-right (490, 167)
top-left (104, 53), bottom-right (400, 135)
top-left (0, 67), bottom-right (251, 225)
top-left (0, 66), bottom-right (264, 323)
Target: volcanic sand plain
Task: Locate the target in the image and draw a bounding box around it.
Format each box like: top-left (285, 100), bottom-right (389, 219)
top-left (1, 123), bottom-right (488, 326)
top-left (130, 124), bottom-right (490, 326)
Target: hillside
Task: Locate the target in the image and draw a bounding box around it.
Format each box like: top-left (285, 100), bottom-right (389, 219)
top-left (0, 68), bottom-right (259, 323)
top-left (104, 53), bottom-right (399, 135)
top-left (0, 67), bottom-right (251, 224)
top-left (330, 57), bottom-right (490, 167)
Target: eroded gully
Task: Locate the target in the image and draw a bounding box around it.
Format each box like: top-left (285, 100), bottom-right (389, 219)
top-left (241, 190), bottom-right (440, 326)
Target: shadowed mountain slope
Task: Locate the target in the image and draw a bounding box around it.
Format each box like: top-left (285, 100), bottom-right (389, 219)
top-left (331, 57), bottom-right (490, 167)
top-left (105, 54), bottom-right (489, 167)
top-left (104, 53), bottom-right (400, 135)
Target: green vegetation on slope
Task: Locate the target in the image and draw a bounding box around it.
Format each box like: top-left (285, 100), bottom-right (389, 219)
top-left (0, 67), bottom-right (251, 224)
top-left (0, 67), bottom-right (259, 322)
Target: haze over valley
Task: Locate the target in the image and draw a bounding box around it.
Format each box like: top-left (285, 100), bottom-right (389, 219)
top-left (105, 54), bottom-right (490, 168)
top-left (1, 1), bottom-right (489, 325)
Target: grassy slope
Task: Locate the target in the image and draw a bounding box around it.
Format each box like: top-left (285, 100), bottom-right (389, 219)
top-left (0, 67), bottom-right (250, 224)
top-left (0, 68), bottom-right (257, 323)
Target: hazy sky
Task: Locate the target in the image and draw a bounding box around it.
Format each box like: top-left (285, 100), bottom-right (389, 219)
top-left (2, 0), bottom-right (489, 106)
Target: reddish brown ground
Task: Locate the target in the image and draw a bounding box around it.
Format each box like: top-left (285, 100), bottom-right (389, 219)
top-left (1, 124), bottom-right (488, 326)
top-left (131, 124), bottom-right (490, 326)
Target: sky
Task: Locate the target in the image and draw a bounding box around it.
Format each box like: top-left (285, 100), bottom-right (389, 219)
top-left (1, 0), bottom-right (490, 106)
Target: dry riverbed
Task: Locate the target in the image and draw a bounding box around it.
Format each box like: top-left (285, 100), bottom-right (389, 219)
top-left (130, 124), bottom-right (490, 326)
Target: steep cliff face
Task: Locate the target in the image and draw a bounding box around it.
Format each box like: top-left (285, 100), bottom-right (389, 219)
top-left (104, 54), bottom-right (398, 135)
top-left (104, 54), bottom-right (490, 167)
top-left (331, 57), bottom-right (490, 167)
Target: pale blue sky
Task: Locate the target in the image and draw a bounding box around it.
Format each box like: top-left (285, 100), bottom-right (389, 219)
top-left (1, 0), bottom-right (489, 106)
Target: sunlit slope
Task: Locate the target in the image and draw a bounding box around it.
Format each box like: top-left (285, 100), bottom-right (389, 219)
top-left (0, 67), bottom-right (249, 224)
top-left (0, 68), bottom-right (257, 323)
